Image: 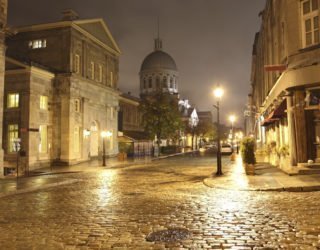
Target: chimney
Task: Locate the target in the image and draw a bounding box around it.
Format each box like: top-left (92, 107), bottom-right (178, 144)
top-left (62, 9), bottom-right (79, 21)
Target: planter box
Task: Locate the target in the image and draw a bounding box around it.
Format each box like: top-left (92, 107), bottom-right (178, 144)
top-left (245, 163), bottom-right (255, 175)
top-left (117, 152), bottom-right (127, 161)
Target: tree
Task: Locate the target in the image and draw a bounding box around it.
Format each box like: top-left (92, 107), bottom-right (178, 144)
top-left (140, 92), bottom-right (184, 154)
top-left (195, 120), bottom-right (217, 141)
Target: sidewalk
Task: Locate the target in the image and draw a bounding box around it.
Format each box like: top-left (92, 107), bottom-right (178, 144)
top-left (204, 156), bottom-right (320, 192)
top-left (0, 157), bottom-right (153, 199)
top-left (0, 151), bottom-right (194, 199)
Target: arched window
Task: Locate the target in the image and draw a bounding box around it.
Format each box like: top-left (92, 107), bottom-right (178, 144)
top-left (143, 78), bottom-right (147, 89)
top-left (170, 77), bottom-right (174, 89)
top-left (156, 77), bottom-right (160, 88)
top-left (163, 77), bottom-right (167, 88)
top-left (148, 77), bottom-right (152, 88)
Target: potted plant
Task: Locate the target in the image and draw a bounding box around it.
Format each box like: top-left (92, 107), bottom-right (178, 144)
top-left (278, 144), bottom-right (290, 169)
top-left (240, 137), bottom-right (256, 175)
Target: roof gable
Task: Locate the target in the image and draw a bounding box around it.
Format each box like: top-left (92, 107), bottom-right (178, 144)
top-left (74, 19), bottom-right (121, 54)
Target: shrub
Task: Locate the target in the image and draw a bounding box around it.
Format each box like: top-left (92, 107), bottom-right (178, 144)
top-left (278, 145), bottom-right (289, 157)
top-left (240, 137), bottom-right (256, 164)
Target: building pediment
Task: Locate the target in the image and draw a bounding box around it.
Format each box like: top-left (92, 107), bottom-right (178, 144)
top-left (74, 19), bottom-right (121, 55)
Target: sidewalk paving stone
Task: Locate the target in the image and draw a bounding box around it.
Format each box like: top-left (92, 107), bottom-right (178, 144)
top-left (203, 156), bottom-right (320, 192)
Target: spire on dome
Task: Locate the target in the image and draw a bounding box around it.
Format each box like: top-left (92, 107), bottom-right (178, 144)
top-left (154, 16), bottom-right (162, 51)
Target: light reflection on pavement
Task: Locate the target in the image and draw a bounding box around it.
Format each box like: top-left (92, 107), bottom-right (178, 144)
top-left (0, 154), bottom-right (319, 249)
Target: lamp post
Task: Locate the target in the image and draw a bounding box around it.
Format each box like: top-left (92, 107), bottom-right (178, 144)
top-left (101, 130), bottom-right (112, 166)
top-left (229, 115), bottom-right (236, 161)
top-left (213, 86), bottom-right (224, 176)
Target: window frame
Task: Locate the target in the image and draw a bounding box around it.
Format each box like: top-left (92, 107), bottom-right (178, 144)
top-left (40, 95), bottom-right (48, 110)
top-left (7, 124), bottom-right (19, 153)
top-left (7, 93), bottom-right (19, 108)
top-left (301, 0), bottom-right (320, 48)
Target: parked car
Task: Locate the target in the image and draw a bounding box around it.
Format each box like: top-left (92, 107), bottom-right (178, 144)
top-left (221, 144), bottom-right (232, 154)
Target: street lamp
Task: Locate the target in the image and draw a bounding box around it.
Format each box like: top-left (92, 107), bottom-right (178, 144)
top-left (213, 86), bottom-right (224, 176)
top-left (229, 115), bottom-right (236, 161)
top-left (101, 130), bottom-right (113, 166)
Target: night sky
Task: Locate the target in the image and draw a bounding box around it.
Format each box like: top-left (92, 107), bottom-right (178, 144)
top-left (8, 0), bottom-right (265, 126)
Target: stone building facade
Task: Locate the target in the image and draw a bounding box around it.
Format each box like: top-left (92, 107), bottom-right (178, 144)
top-left (0, 0), bottom-right (7, 177)
top-left (248, 0), bottom-right (320, 168)
top-left (2, 11), bottom-right (120, 172)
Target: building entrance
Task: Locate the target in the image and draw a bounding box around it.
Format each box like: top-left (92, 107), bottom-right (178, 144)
top-left (90, 122), bottom-right (99, 158)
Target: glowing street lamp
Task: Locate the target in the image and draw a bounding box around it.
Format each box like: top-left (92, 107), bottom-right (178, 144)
top-left (101, 130), bottom-right (113, 166)
top-left (213, 86), bottom-right (224, 176)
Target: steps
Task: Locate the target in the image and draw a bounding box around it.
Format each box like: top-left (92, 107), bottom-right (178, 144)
top-left (297, 163), bottom-right (320, 175)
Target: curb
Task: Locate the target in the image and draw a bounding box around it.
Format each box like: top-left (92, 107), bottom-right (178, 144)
top-left (203, 178), bottom-right (320, 192)
top-left (0, 179), bottom-right (78, 199)
top-left (152, 151), bottom-right (198, 161)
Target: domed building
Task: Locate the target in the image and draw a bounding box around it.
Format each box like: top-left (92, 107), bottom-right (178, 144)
top-left (139, 37), bottom-right (179, 97)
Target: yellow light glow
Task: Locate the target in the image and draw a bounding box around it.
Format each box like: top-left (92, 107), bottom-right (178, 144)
top-left (229, 115), bottom-right (236, 123)
top-left (213, 87), bottom-right (224, 99)
top-left (101, 130), bottom-right (113, 138)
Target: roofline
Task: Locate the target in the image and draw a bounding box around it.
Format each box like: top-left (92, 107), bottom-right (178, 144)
top-left (14, 19), bottom-right (121, 56)
top-left (5, 57), bottom-right (55, 79)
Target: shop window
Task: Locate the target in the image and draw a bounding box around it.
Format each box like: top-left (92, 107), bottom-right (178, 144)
top-left (7, 93), bottom-right (19, 108)
top-left (306, 88), bottom-right (320, 107)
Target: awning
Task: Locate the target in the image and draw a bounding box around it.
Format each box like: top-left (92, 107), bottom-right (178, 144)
top-left (272, 99), bottom-right (287, 118)
top-left (261, 111), bottom-right (278, 127)
top-left (261, 99), bottom-right (287, 127)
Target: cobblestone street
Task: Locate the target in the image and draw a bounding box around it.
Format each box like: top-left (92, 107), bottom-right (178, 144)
top-left (1, 154), bottom-right (320, 249)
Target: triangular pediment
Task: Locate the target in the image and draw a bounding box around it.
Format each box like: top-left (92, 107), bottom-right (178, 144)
top-left (74, 19), bottom-right (121, 55)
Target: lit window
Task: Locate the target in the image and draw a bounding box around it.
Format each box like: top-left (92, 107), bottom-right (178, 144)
top-left (302, 0), bottom-right (319, 47)
top-left (75, 99), bottom-right (81, 112)
top-left (40, 95), bottom-right (48, 110)
top-left (29, 39), bottom-right (47, 49)
top-left (74, 54), bottom-right (80, 74)
top-left (8, 124), bottom-right (18, 153)
top-left (7, 93), bottom-right (19, 108)
top-left (98, 64), bottom-right (103, 83)
top-left (74, 126), bottom-right (80, 153)
top-left (39, 125), bottom-right (48, 153)
top-left (90, 61), bottom-right (95, 80)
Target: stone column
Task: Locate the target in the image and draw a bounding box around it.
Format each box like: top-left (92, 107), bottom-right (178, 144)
top-left (286, 95), bottom-right (297, 166)
top-left (0, 0), bottom-right (7, 177)
top-left (293, 90), bottom-right (308, 163)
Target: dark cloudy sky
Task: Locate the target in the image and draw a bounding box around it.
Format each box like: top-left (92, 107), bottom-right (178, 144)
top-left (8, 0), bottom-right (265, 126)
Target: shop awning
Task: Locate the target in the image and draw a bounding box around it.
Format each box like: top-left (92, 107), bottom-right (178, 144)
top-left (261, 111), bottom-right (278, 127)
top-left (261, 99), bottom-right (287, 127)
top-left (272, 99), bottom-right (287, 118)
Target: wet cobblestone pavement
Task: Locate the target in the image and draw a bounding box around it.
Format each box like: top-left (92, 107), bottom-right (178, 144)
top-left (1, 155), bottom-right (320, 249)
